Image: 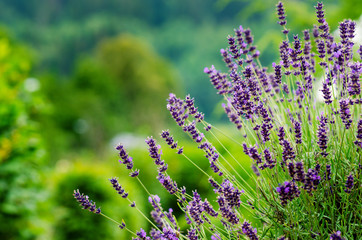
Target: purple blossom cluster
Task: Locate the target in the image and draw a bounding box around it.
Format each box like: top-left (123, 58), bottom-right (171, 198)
top-left (116, 144), bottom-right (134, 170)
top-left (317, 115), bottom-right (329, 157)
top-left (276, 181), bottom-right (300, 206)
top-left (330, 231), bottom-right (345, 240)
top-left (109, 178), bottom-right (129, 198)
top-left (167, 93), bottom-right (204, 127)
top-left (73, 189), bottom-right (101, 214)
top-left (148, 195), bottom-right (177, 230)
top-left (199, 141), bottom-right (222, 175)
top-left (339, 99), bottom-right (352, 129)
top-left (303, 167), bottom-right (321, 195)
top-left (243, 144), bottom-right (276, 170)
top-left (186, 191), bottom-right (218, 226)
top-left (344, 174), bottom-right (354, 193)
top-left (205, 179), bottom-right (243, 226)
top-left (134, 228), bottom-right (151, 240)
top-left (241, 221), bottom-right (259, 240)
top-left (160, 130), bottom-right (184, 154)
top-left (355, 118), bottom-right (362, 149)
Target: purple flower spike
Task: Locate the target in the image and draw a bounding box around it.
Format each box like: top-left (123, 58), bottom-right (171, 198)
top-left (354, 118), bottom-right (362, 149)
top-left (242, 221), bottom-right (259, 240)
top-left (325, 164), bottom-right (331, 180)
top-left (357, 45), bottom-right (362, 60)
top-left (339, 99), bottom-right (352, 129)
top-left (348, 63), bottom-right (361, 96)
top-left (273, 63), bottom-right (282, 85)
top-left (73, 189), bottom-right (101, 214)
top-left (157, 173), bottom-right (178, 195)
top-left (339, 20), bottom-right (349, 44)
top-left (116, 144), bottom-right (134, 170)
top-left (330, 231), bottom-right (345, 240)
top-left (321, 82), bottom-right (332, 104)
top-left (187, 228), bottom-right (198, 240)
top-left (129, 170), bottom-right (140, 178)
top-left (276, 1), bottom-right (289, 34)
top-left (315, 2), bottom-right (330, 39)
top-left (293, 120), bottom-right (302, 144)
top-left (145, 137), bottom-right (164, 166)
top-left (295, 162), bottom-right (305, 182)
top-left (276, 2), bottom-right (286, 26)
top-left (118, 222), bottom-right (126, 229)
top-left (276, 181), bottom-right (300, 206)
top-left (303, 168), bottom-right (321, 194)
top-left (211, 233), bottom-right (221, 240)
top-left (344, 174), bottom-right (354, 193)
top-left (317, 115), bottom-right (329, 157)
top-left (109, 178), bottom-right (128, 198)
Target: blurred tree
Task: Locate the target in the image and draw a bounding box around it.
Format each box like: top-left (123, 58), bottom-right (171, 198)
top-left (40, 34), bottom-right (181, 158)
top-left (0, 30), bottom-right (47, 239)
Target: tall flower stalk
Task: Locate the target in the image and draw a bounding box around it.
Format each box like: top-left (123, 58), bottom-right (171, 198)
top-left (74, 2), bottom-right (361, 239)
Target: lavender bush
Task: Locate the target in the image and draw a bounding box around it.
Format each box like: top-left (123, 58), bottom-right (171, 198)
top-left (74, 2), bottom-right (361, 239)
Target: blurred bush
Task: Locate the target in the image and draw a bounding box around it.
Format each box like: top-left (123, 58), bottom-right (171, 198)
top-left (50, 158), bottom-right (148, 240)
top-left (0, 30), bottom-right (47, 239)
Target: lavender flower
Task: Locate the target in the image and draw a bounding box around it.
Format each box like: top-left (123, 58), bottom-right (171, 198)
top-left (73, 189), bottom-right (101, 214)
top-left (116, 144), bottom-right (134, 170)
top-left (354, 118), bottom-right (362, 149)
top-left (263, 148), bottom-right (276, 169)
top-left (339, 99), bottom-right (352, 129)
top-left (282, 139), bottom-right (295, 163)
top-left (204, 66), bottom-right (232, 95)
top-left (119, 222), bottom-right (126, 229)
top-left (129, 169), bottom-right (140, 177)
top-left (217, 196), bottom-right (239, 225)
top-left (276, 1), bottom-right (289, 34)
top-left (187, 228), bottom-right (198, 240)
top-left (157, 173), bottom-right (178, 195)
top-left (149, 195), bottom-right (165, 227)
top-left (186, 191), bottom-right (205, 225)
top-left (109, 178), bottom-right (129, 198)
top-left (211, 233), bottom-right (221, 240)
top-left (315, 2), bottom-right (330, 39)
top-left (218, 179), bottom-right (243, 208)
top-left (348, 63), bottom-right (361, 96)
top-left (277, 126), bottom-right (285, 144)
top-left (161, 130), bottom-right (178, 149)
top-left (135, 228), bottom-right (150, 240)
top-left (242, 221), bottom-right (259, 240)
top-left (276, 181), bottom-right (300, 206)
top-left (295, 161), bottom-right (305, 182)
top-left (293, 120), bottom-right (302, 144)
top-left (222, 102), bottom-right (243, 129)
top-left (145, 137), bottom-right (164, 166)
top-left (321, 82), bottom-right (332, 104)
top-left (344, 174), bottom-right (354, 193)
top-left (303, 168), bottom-right (321, 194)
top-left (330, 231), bottom-right (345, 240)
top-left (317, 115), bottom-right (329, 157)
top-left (325, 164), bottom-right (331, 180)
top-left (358, 45), bottom-right (362, 60)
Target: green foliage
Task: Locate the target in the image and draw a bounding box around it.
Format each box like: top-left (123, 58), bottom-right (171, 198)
top-left (0, 30), bottom-right (47, 239)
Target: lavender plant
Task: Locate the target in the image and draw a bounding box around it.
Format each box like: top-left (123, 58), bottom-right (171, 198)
top-left (74, 2), bottom-right (362, 239)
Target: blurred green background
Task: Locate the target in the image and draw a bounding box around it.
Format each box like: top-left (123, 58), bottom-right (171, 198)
top-left (0, 0), bottom-right (361, 239)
